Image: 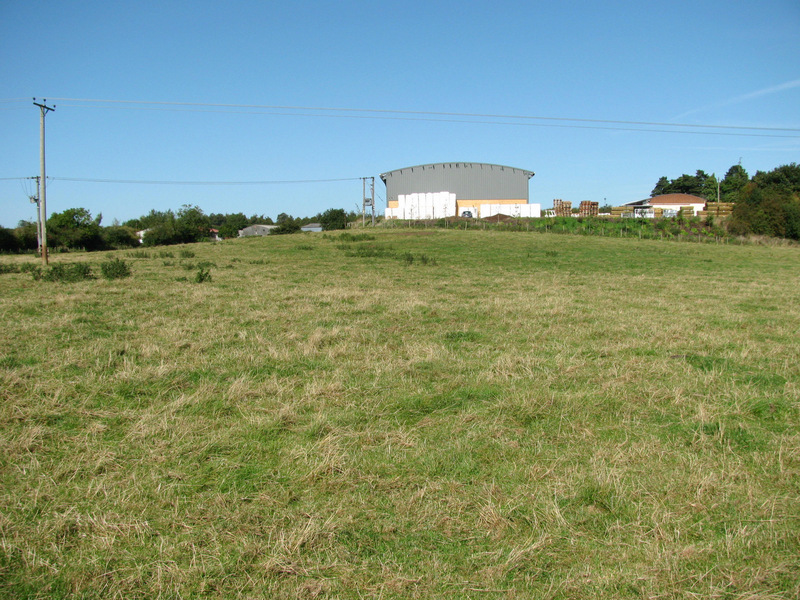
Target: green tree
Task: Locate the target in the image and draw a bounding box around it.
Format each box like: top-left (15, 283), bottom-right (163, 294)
top-left (651, 171), bottom-right (711, 198)
top-left (176, 205), bottom-right (211, 242)
top-left (651, 176), bottom-right (670, 197)
top-left (47, 208), bottom-right (105, 251)
top-left (144, 222), bottom-right (192, 246)
top-left (319, 208), bottom-right (347, 231)
top-left (271, 214), bottom-right (300, 235)
top-left (102, 225), bottom-right (140, 248)
top-left (0, 227), bottom-right (20, 253)
top-left (14, 221), bottom-right (39, 251)
top-left (248, 214), bottom-right (273, 225)
top-left (217, 213), bottom-right (250, 239)
top-left (728, 164), bottom-right (800, 240)
top-left (702, 173), bottom-right (720, 203)
top-left (752, 163), bottom-right (800, 194)
top-left (720, 165), bottom-right (749, 203)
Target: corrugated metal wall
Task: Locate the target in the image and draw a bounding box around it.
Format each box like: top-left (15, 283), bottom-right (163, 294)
top-left (380, 163), bottom-right (534, 205)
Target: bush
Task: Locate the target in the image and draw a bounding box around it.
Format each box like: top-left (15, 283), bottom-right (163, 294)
top-left (102, 226), bottom-right (140, 249)
top-left (337, 232), bottom-right (374, 242)
top-left (729, 185), bottom-right (800, 240)
top-left (0, 227), bottom-right (20, 253)
top-left (100, 258), bottom-right (132, 280)
top-left (13, 222), bottom-right (39, 251)
top-left (320, 208), bottom-right (348, 231)
top-left (34, 262), bottom-right (94, 283)
top-left (271, 220), bottom-right (301, 235)
top-left (194, 267), bottom-right (212, 283)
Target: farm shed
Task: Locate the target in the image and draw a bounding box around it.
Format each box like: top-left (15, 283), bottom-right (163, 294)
top-left (238, 224), bottom-right (277, 237)
top-left (381, 162), bottom-right (540, 219)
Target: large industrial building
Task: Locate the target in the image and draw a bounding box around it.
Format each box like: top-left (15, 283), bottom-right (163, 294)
top-left (381, 162), bottom-right (540, 219)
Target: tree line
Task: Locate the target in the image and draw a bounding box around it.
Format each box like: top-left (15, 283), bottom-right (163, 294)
top-left (651, 164), bottom-right (750, 203)
top-left (0, 205), bottom-right (357, 253)
top-left (652, 163), bottom-right (800, 239)
top-left (2, 162), bottom-right (798, 252)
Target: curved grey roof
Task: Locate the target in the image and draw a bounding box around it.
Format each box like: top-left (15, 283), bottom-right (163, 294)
top-left (380, 162), bottom-right (534, 203)
top-left (380, 162), bottom-right (533, 179)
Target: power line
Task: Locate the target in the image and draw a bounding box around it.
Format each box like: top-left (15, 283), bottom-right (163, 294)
top-left (46, 96), bottom-right (800, 136)
top-left (55, 106), bottom-right (799, 138)
top-left (47, 176), bottom-right (362, 185)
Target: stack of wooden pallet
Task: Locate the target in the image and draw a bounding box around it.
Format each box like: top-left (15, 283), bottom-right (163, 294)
top-left (553, 199), bottom-right (572, 217)
top-left (579, 201), bottom-right (599, 217)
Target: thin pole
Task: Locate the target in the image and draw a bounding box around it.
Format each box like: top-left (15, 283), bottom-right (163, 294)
top-left (33, 98), bottom-right (55, 265)
top-left (35, 176), bottom-right (42, 251)
top-left (370, 177), bottom-right (375, 226)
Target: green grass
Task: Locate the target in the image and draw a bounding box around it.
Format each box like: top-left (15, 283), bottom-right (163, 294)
top-left (0, 230), bottom-right (798, 598)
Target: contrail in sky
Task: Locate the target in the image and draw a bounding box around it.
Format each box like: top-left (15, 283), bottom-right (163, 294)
top-left (674, 78), bottom-right (800, 120)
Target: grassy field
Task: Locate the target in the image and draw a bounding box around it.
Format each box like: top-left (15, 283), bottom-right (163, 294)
top-left (1, 230), bottom-right (798, 599)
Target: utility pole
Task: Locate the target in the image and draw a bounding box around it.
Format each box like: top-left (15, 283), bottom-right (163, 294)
top-left (33, 98), bottom-right (55, 265)
top-left (362, 176), bottom-right (375, 226)
top-left (28, 176), bottom-right (42, 251)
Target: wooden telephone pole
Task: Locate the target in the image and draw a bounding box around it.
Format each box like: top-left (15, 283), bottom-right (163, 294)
top-left (362, 177), bottom-right (375, 226)
top-left (33, 98), bottom-right (55, 265)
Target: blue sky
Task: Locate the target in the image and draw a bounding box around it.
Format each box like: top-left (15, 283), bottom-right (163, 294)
top-left (1, 0), bottom-right (798, 227)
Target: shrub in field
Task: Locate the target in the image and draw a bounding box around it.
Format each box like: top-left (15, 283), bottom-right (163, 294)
top-left (129, 250), bottom-right (151, 259)
top-left (179, 249), bottom-right (196, 259)
top-left (18, 263), bottom-right (39, 273)
top-left (34, 262), bottom-right (94, 282)
top-left (336, 232), bottom-right (375, 242)
top-left (342, 244), bottom-right (394, 258)
top-left (100, 258), bottom-right (132, 280)
top-left (0, 263), bottom-right (20, 275)
top-left (399, 252), bottom-right (436, 266)
top-left (194, 267), bottom-right (211, 283)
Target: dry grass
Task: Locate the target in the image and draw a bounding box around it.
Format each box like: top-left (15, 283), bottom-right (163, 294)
top-left (0, 229), bottom-right (798, 598)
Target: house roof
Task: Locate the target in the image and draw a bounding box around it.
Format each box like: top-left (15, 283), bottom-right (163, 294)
top-left (626, 193), bottom-right (707, 207)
